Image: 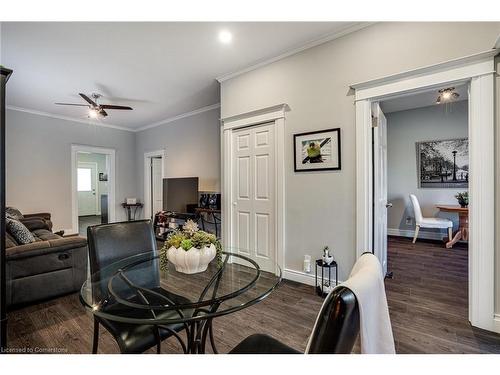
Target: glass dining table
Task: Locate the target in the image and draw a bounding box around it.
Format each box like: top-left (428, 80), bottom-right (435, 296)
top-left (80, 251), bottom-right (281, 354)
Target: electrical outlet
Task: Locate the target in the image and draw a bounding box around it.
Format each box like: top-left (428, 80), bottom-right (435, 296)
top-left (405, 217), bottom-right (413, 225)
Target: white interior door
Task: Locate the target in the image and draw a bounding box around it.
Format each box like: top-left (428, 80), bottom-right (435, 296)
top-left (231, 123), bottom-right (276, 273)
top-left (373, 102), bottom-right (388, 275)
top-left (77, 162), bottom-right (98, 216)
top-left (151, 157), bottom-right (163, 217)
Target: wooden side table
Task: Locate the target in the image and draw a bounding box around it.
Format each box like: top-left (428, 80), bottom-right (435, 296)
top-left (436, 205), bottom-right (468, 249)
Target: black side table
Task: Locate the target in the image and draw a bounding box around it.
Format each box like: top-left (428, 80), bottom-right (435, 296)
top-left (121, 203), bottom-right (143, 221)
top-left (315, 259), bottom-right (338, 297)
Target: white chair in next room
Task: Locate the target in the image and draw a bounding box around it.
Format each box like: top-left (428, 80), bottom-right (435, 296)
top-left (409, 194), bottom-right (453, 244)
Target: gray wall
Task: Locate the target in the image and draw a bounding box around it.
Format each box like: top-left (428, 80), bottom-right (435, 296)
top-left (6, 109), bottom-right (137, 231)
top-left (135, 108), bottom-right (221, 212)
top-left (386, 101), bottom-right (468, 237)
top-left (220, 22), bottom-right (500, 289)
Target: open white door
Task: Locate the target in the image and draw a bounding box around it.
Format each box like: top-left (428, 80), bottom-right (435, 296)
top-left (151, 157), bottom-right (163, 218)
top-left (77, 162), bottom-right (98, 216)
top-left (373, 102), bottom-right (389, 276)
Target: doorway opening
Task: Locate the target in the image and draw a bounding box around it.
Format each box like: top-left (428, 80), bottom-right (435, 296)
top-left (71, 145), bottom-right (116, 237)
top-left (76, 152), bottom-right (109, 236)
top-left (144, 150), bottom-right (165, 220)
top-left (353, 51), bottom-right (496, 333)
top-left (372, 85), bottom-right (474, 348)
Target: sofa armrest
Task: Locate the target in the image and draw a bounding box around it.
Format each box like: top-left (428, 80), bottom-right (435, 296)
top-left (19, 218), bottom-right (51, 232)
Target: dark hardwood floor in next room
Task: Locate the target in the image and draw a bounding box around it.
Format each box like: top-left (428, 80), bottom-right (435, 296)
top-left (6, 237), bottom-right (500, 353)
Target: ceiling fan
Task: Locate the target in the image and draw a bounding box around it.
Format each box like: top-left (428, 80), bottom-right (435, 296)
top-left (55, 93), bottom-right (133, 118)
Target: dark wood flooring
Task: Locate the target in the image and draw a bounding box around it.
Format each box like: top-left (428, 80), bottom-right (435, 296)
top-left (78, 215), bottom-right (101, 237)
top-left (6, 236), bottom-right (500, 353)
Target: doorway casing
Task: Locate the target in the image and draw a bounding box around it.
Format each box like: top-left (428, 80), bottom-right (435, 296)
top-left (221, 104), bottom-right (287, 275)
top-left (352, 50), bottom-right (497, 332)
top-left (143, 149), bottom-right (166, 220)
top-left (71, 145), bottom-right (116, 235)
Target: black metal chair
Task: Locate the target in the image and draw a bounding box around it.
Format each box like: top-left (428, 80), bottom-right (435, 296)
top-left (87, 220), bottom-right (190, 354)
top-left (229, 285), bottom-right (360, 354)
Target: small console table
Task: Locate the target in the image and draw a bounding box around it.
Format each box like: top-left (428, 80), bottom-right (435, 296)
top-left (121, 202), bottom-right (143, 221)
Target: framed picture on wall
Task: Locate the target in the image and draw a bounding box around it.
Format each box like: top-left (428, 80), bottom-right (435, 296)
top-left (293, 128), bottom-right (341, 172)
top-left (416, 137), bottom-right (468, 188)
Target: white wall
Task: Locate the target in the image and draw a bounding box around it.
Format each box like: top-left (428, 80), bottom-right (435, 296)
top-left (135, 107), bottom-right (221, 213)
top-left (220, 22), bottom-right (500, 284)
top-left (6, 109), bottom-right (137, 231)
top-left (386, 101), bottom-right (468, 237)
top-left (76, 152), bottom-right (108, 214)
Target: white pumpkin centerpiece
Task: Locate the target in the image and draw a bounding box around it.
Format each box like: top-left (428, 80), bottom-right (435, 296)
top-left (160, 220), bottom-right (221, 274)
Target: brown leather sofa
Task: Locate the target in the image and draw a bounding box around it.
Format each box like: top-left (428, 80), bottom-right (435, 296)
top-left (5, 212), bottom-right (88, 307)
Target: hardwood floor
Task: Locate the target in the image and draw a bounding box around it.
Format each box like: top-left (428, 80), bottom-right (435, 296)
top-left (6, 236), bottom-right (500, 353)
top-left (386, 236), bottom-right (500, 354)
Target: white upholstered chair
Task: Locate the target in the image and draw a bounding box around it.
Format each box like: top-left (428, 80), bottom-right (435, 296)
top-left (409, 194), bottom-right (453, 244)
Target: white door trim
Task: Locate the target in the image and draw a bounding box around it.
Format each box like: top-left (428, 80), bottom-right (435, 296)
top-left (221, 104), bottom-right (287, 275)
top-left (71, 145), bottom-right (116, 235)
top-left (143, 149), bottom-right (166, 220)
top-left (352, 51), bottom-right (497, 332)
top-left (77, 161), bottom-right (99, 215)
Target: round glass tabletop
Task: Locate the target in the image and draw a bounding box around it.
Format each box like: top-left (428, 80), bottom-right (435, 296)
top-left (80, 251), bottom-right (282, 325)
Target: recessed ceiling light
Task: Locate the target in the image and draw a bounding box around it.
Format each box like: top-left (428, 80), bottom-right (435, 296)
top-left (218, 30), bottom-right (233, 44)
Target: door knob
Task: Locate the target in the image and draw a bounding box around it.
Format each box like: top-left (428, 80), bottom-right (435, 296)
top-left (232, 202), bottom-right (237, 206)
top-left (386, 203), bottom-right (393, 208)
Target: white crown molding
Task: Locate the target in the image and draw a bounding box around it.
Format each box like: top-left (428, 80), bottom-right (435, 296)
top-left (135, 103), bottom-right (220, 132)
top-left (6, 105), bottom-right (134, 132)
top-left (6, 103), bottom-right (221, 133)
top-left (216, 22), bottom-right (375, 83)
top-left (350, 49), bottom-right (499, 92)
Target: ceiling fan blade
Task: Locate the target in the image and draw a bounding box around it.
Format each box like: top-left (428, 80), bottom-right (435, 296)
top-left (99, 109), bottom-right (108, 117)
top-left (55, 103), bottom-right (90, 107)
top-left (100, 104), bottom-right (133, 110)
top-left (79, 93), bottom-right (97, 106)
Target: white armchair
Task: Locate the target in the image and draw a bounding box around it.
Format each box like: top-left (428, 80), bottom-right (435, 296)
top-left (409, 194), bottom-right (453, 244)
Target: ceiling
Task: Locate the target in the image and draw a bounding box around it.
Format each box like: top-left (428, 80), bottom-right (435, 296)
top-left (380, 84), bottom-right (468, 114)
top-left (1, 22), bottom-right (362, 131)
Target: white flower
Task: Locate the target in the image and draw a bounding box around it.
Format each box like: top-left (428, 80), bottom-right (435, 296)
top-left (183, 219), bottom-right (199, 234)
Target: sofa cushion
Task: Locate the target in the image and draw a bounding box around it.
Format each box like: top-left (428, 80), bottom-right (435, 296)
top-left (5, 232), bottom-right (19, 248)
top-left (33, 229), bottom-right (63, 241)
top-left (6, 235), bottom-right (88, 260)
top-left (5, 207), bottom-right (24, 220)
top-left (6, 218), bottom-right (35, 244)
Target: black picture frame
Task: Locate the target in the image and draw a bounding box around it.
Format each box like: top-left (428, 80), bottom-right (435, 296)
top-left (293, 128), bottom-right (341, 172)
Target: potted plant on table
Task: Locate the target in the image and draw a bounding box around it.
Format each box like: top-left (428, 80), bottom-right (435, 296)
top-left (455, 192), bottom-right (468, 208)
top-left (160, 219), bottom-right (222, 274)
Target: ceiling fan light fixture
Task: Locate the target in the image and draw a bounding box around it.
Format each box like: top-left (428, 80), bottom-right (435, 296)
top-left (437, 87), bottom-right (459, 104)
top-left (88, 108), bottom-right (100, 119)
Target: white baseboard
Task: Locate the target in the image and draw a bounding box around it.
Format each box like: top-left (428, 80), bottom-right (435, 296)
top-left (388, 227), bottom-right (445, 241)
top-left (61, 228), bottom-right (78, 236)
top-left (493, 314), bottom-right (500, 334)
top-left (283, 268), bottom-right (342, 286)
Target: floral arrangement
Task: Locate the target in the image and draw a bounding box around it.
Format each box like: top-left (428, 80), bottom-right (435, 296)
top-left (159, 219), bottom-right (222, 271)
top-left (455, 191), bottom-right (468, 208)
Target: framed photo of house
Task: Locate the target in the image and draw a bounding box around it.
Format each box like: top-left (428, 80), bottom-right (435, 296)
top-left (416, 137), bottom-right (469, 188)
top-left (293, 128), bottom-right (341, 172)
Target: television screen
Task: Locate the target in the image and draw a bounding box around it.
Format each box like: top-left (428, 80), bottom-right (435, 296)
top-left (163, 177), bottom-right (199, 213)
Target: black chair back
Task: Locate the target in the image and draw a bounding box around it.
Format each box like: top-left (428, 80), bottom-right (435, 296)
top-left (87, 220), bottom-right (159, 300)
top-left (306, 286), bottom-right (360, 354)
